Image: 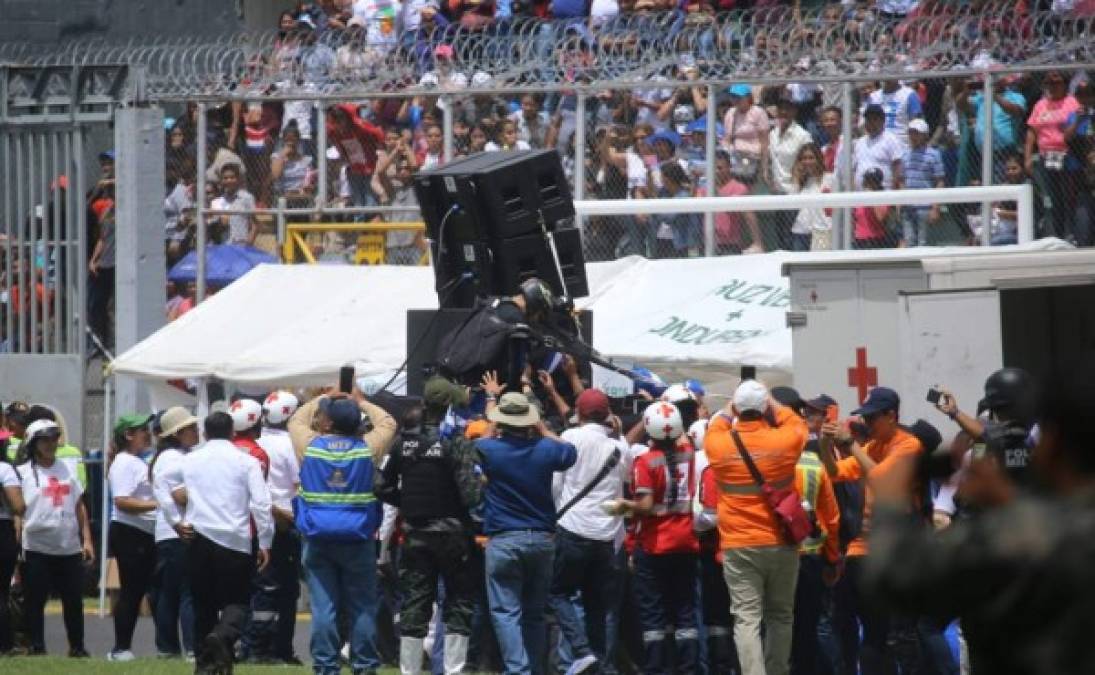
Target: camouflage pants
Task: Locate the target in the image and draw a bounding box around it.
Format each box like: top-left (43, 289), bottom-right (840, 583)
top-left (398, 529), bottom-right (476, 639)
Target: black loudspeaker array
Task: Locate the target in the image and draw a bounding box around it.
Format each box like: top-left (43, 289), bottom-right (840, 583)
top-left (413, 150), bottom-right (589, 308)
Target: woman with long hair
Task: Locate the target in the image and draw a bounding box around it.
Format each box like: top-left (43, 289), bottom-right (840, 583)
top-left (17, 419), bottom-right (93, 657)
top-left (149, 407), bottom-right (200, 659)
top-left (106, 414), bottom-right (157, 661)
top-left (789, 143), bottom-right (835, 251)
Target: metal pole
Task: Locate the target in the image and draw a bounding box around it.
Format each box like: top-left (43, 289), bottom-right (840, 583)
top-left (981, 72), bottom-right (994, 247)
top-left (704, 84), bottom-right (717, 257)
top-left (316, 101), bottom-right (328, 210)
top-left (28, 132), bottom-right (38, 354)
top-left (15, 133), bottom-right (26, 352)
top-left (276, 196), bottom-right (288, 246)
top-left (2, 130), bottom-right (12, 352)
top-left (574, 93), bottom-right (586, 233)
top-left (1017, 182), bottom-right (1035, 244)
top-left (840, 81), bottom-right (855, 251)
top-left (74, 128), bottom-right (87, 365)
top-left (442, 95), bottom-right (454, 163)
top-left (50, 132), bottom-right (60, 353)
top-left (97, 376), bottom-right (112, 617)
top-left (195, 103), bottom-right (207, 303)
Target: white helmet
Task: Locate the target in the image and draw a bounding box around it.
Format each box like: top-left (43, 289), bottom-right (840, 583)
top-left (263, 391), bottom-right (300, 425)
top-left (229, 399), bottom-right (263, 433)
top-left (688, 419), bottom-right (709, 451)
top-left (643, 402), bottom-right (684, 441)
top-left (662, 383), bottom-right (696, 405)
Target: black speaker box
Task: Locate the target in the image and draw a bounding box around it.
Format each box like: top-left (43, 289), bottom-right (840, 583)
top-left (493, 227), bottom-right (589, 299)
top-left (414, 150), bottom-right (575, 244)
top-left (406, 308), bottom-right (593, 397)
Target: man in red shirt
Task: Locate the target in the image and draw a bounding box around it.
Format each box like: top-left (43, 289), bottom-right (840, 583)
top-left (617, 402), bottom-right (699, 675)
top-left (326, 104), bottom-right (384, 209)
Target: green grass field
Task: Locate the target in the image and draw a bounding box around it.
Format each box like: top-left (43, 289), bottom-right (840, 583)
top-left (2, 657), bottom-right (402, 674)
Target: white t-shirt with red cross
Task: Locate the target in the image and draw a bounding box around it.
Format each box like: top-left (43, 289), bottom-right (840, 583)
top-left (18, 460), bottom-right (84, 555)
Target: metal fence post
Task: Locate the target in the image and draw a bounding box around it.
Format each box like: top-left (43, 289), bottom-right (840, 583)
top-left (981, 72), bottom-right (994, 246)
top-left (840, 81), bottom-right (855, 251)
top-left (442, 95), bottom-right (454, 163)
top-left (575, 93), bottom-right (586, 233)
top-left (276, 196), bottom-right (288, 247)
top-left (704, 84), bottom-right (716, 257)
top-left (195, 103), bottom-right (207, 303)
top-left (316, 101), bottom-right (328, 210)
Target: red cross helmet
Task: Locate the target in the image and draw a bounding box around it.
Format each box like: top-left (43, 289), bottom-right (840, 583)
top-left (263, 391), bottom-right (300, 425)
top-left (643, 401), bottom-right (684, 441)
top-left (229, 399), bottom-right (264, 432)
top-left (688, 419), bottom-right (709, 451)
top-left (662, 383), bottom-right (696, 405)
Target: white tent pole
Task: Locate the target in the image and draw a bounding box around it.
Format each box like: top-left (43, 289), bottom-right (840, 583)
top-left (98, 376), bottom-right (112, 618)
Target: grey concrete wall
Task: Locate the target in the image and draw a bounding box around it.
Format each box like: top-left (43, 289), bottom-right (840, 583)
top-left (0, 0), bottom-right (293, 44)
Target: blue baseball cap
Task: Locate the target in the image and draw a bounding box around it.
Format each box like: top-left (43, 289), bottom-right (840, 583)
top-left (98, 150), bottom-right (116, 162)
top-left (852, 387), bottom-right (901, 416)
top-left (319, 397), bottom-right (362, 435)
top-left (685, 117), bottom-right (724, 136)
top-left (684, 379), bottom-right (706, 398)
top-left (650, 129), bottom-right (681, 149)
top-left (631, 366), bottom-right (668, 398)
top-left (726, 83), bottom-right (752, 98)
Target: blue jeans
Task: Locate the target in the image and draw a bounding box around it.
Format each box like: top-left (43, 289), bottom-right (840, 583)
top-left (304, 539), bottom-right (379, 674)
top-left (902, 207), bottom-right (932, 247)
top-left (152, 539), bottom-right (194, 656)
top-left (549, 528), bottom-right (623, 668)
top-left (486, 530), bottom-right (555, 675)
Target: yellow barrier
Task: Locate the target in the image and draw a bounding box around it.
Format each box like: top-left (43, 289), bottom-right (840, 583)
top-left (282, 222), bottom-right (428, 265)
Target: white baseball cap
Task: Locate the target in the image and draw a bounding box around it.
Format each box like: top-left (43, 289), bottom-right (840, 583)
top-left (733, 380), bottom-right (770, 414)
top-left (472, 71), bottom-right (492, 87)
top-left (908, 118), bottom-right (929, 135)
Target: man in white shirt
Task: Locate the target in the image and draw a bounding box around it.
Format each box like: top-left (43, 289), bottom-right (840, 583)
top-left (549, 389), bottom-right (632, 675)
top-left (243, 391), bottom-right (303, 665)
top-left (173, 412), bottom-right (274, 674)
top-left (866, 79), bottom-right (923, 150)
top-left (853, 105), bottom-right (905, 190)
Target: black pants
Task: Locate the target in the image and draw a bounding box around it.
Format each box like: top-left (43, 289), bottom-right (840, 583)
top-left (398, 528), bottom-right (476, 638)
top-left (87, 266), bottom-right (115, 347)
top-left (633, 549), bottom-right (698, 675)
top-left (835, 556), bottom-right (896, 675)
top-left (700, 550), bottom-right (739, 674)
top-left (243, 527), bottom-right (301, 659)
top-left (792, 554), bottom-right (830, 675)
top-left (109, 521), bottom-right (156, 652)
top-left (0, 520), bottom-right (18, 652)
top-left (548, 527), bottom-right (623, 666)
top-left (22, 551), bottom-right (85, 653)
top-left (187, 533), bottom-right (254, 661)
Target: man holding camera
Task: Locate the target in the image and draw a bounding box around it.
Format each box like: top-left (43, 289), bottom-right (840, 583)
top-left (818, 387), bottom-right (922, 675)
top-left (288, 390), bottom-right (397, 675)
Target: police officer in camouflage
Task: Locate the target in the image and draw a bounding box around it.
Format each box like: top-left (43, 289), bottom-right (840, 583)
top-left (375, 377), bottom-right (483, 675)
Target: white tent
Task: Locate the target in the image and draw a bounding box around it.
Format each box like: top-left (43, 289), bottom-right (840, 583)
top-left (110, 254), bottom-right (798, 390)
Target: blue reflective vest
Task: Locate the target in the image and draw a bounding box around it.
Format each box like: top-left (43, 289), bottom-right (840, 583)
top-left (294, 434), bottom-right (379, 542)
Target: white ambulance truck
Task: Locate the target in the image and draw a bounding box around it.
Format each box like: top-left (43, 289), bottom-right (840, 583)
top-left (783, 245), bottom-right (1095, 426)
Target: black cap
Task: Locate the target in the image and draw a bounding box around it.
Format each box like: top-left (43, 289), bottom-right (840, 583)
top-left (770, 386), bottom-right (803, 409)
top-left (864, 103), bottom-right (886, 118)
top-left (802, 394), bottom-right (837, 412)
top-left (852, 387), bottom-right (900, 416)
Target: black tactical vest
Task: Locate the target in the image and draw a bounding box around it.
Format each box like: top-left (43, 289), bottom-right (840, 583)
top-left (398, 426), bottom-right (466, 526)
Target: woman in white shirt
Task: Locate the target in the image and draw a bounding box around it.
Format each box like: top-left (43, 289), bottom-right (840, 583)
top-left (18, 419), bottom-right (93, 657)
top-left (789, 143), bottom-right (836, 251)
top-left (0, 443), bottom-right (26, 653)
top-left (106, 414), bottom-right (157, 661)
top-left (150, 407), bottom-right (200, 659)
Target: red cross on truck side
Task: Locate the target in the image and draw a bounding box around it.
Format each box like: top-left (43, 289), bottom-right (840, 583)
top-left (43, 475), bottom-right (71, 507)
top-left (847, 347), bottom-right (878, 404)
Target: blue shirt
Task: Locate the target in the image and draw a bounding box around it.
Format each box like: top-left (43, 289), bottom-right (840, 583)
top-left (970, 90), bottom-right (1027, 150)
top-left (902, 145), bottom-right (945, 190)
top-left (477, 434), bottom-right (577, 534)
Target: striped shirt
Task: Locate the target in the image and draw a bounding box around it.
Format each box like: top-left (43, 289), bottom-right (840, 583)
top-left (902, 146), bottom-right (944, 191)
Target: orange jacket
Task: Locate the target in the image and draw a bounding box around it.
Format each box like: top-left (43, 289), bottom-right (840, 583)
top-left (706, 406), bottom-right (808, 550)
top-left (832, 427), bottom-right (922, 557)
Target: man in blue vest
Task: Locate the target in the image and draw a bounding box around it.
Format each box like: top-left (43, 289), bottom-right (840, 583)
top-left (288, 390), bottom-right (397, 675)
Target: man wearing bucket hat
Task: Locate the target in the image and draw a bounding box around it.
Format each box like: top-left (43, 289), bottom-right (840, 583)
top-left (476, 392), bottom-right (576, 675)
top-left (375, 376), bottom-right (483, 675)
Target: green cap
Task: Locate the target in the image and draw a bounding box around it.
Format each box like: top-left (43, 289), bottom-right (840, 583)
top-left (113, 413), bottom-right (153, 437)
top-left (423, 376), bottom-right (469, 411)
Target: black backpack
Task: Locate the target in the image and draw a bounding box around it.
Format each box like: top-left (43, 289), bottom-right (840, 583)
top-left (437, 301), bottom-right (516, 384)
top-left (834, 481), bottom-right (865, 550)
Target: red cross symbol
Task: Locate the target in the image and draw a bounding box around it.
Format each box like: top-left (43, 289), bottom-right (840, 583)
top-left (847, 347), bottom-right (878, 404)
top-left (281, 405), bottom-right (291, 416)
top-left (43, 476), bottom-right (70, 507)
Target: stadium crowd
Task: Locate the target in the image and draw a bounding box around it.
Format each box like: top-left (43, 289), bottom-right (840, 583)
top-left (2, 353), bottom-right (1095, 674)
top-left (145, 0), bottom-right (1095, 268)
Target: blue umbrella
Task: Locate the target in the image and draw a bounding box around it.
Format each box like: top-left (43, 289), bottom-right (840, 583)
top-left (168, 244), bottom-right (277, 286)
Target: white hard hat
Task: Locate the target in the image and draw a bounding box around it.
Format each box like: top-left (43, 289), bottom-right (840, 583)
top-left (662, 383), bottom-right (696, 405)
top-left (688, 419), bottom-right (709, 451)
top-left (263, 391), bottom-right (300, 425)
top-left (229, 399), bottom-right (263, 432)
top-left (643, 402), bottom-right (684, 442)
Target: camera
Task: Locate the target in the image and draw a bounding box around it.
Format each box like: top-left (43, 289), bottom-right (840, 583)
top-left (926, 387), bottom-right (943, 405)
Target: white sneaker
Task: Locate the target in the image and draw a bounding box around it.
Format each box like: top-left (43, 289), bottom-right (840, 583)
top-left (565, 654), bottom-right (598, 675)
top-left (106, 649), bottom-right (136, 662)
top-left (743, 243), bottom-right (765, 255)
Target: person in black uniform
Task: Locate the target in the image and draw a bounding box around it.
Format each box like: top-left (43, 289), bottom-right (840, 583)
top-left (375, 376), bottom-right (483, 675)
